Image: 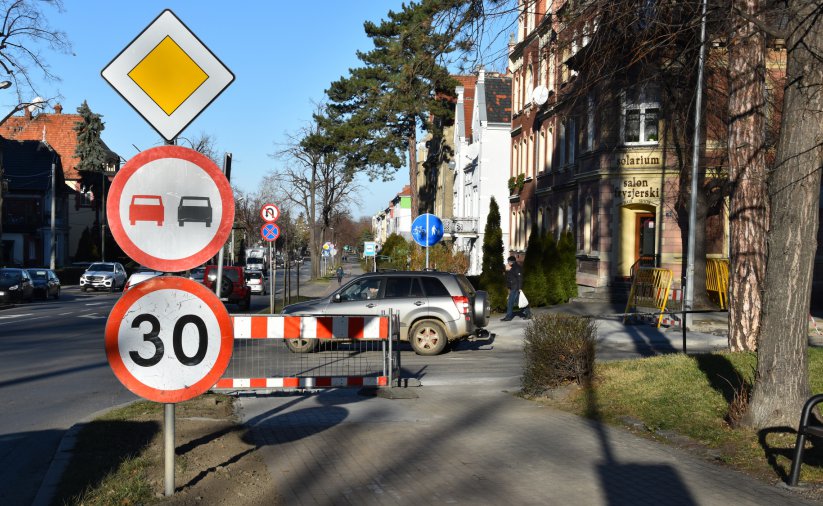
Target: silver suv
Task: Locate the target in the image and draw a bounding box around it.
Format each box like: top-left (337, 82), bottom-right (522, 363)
top-left (282, 271), bottom-right (490, 355)
top-left (80, 262), bottom-right (127, 292)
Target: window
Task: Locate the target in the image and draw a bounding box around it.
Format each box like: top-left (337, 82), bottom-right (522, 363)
top-left (526, 64), bottom-right (533, 106)
top-left (623, 84), bottom-right (660, 144)
top-left (583, 198), bottom-right (593, 253)
top-left (538, 130), bottom-right (545, 173)
top-left (587, 95), bottom-right (595, 151)
top-left (566, 119), bottom-right (576, 164)
top-left (340, 278), bottom-right (382, 301)
top-left (385, 277), bottom-right (412, 298)
top-left (421, 277), bottom-right (449, 297)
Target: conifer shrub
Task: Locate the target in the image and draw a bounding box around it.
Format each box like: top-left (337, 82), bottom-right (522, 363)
top-left (479, 197), bottom-right (507, 311)
top-left (522, 313), bottom-right (596, 395)
top-left (542, 233), bottom-right (566, 305)
top-left (559, 230), bottom-right (579, 300)
top-left (522, 225), bottom-right (547, 306)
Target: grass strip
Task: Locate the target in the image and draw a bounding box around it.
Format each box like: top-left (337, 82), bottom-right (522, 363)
top-left (540, 348), bottom-right (823, 485)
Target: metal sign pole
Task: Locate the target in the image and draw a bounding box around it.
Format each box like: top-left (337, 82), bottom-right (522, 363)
top-left (164, 403), bottom-right (175, 496)
top-left (269, 242), bottom-right (274, 313)
top-left (425, 214), bottom-right (430, 270)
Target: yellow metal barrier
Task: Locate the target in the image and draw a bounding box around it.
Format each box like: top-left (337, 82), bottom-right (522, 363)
top-left (706, 258), bottom-right (729, 309)
top-left (623, 267), bottom-right (673, 328)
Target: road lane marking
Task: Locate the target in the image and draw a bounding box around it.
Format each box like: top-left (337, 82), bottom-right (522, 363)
top-left (79, 313), bottom-right (106, 320)
top-left (84, 302), bottom-right (107, 306)
top-left (0, 314), bottom-right (34, 320)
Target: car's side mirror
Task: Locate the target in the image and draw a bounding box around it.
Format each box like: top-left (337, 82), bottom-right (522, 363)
top-left (333, 293), bottom-right (341, 303)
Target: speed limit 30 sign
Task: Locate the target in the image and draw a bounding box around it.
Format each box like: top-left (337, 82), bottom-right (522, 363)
top-left (105, 276), bottom-right (233, 403)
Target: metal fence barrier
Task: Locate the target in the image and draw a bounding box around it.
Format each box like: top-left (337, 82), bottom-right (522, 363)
top-left (213, 311), bottom-right (400, 391)
top-left (623, 267), bottom-right (673, 328)
top-left (706, 258), bottom-right (729, 309)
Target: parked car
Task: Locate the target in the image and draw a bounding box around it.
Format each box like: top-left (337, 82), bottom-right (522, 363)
top-left (124, 269), bottom-right (163, 291)
top-left (203, 265), bottom-right (251, 310)
top-left (281, 270), bottom-right (490, 355)
top-left (188, 266), bottom-right (207, 283)
top-left (245, 271), bottom-right (268, 295)
top-left (177, 196), bottom-right (212, 227)
top-left (25, 268), bottom-right (61, 299)
top-left (80, 262), bottom-right (127, 292)
top-left (0, 268), bottom-right (34, 303)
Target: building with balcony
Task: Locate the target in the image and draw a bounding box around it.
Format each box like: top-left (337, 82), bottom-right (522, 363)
top-left (372, 185), bottom-right (413, 247)
top-left (451, 68), bottom-right (512, 276)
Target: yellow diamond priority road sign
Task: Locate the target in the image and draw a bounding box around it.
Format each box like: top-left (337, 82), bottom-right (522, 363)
top-left (102, 10), bottom-right (234, 141)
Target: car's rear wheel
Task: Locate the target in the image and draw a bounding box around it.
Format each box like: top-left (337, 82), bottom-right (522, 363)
top-left (410, 319), bottom-right (448, 356)
top-left (238, 295), bottom-right (250, 311)
top-left (285, 338), bottom-right (318, 353)
top-left (81, 286), bottom-right (87, 292)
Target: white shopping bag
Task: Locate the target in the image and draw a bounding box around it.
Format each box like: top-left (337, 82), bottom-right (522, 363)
top-left (518, 289), bottom-right (529, 308)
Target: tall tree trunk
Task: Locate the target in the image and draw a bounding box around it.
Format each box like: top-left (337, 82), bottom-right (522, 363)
top-left (408, 131), bottom-right (418, 218)
top-left (309, 168), bottom-right (319, 280)
top-left (727, 0), bottom-right (768, 352)
top-left (743, 0), bottom-right (823, 429)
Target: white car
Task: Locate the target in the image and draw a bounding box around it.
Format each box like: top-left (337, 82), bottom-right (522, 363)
top-left (80, 262), bottom-right (127, 292)
top-left (124, 270), bottom-right (163, 291)
top-left (245, 271), bottom-right (268, 295)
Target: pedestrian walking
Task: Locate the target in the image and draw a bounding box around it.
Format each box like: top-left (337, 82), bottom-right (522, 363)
top-left (502, 255), bottom-right (531, 321)
top-left (336, 266), bottom-right (344, 285)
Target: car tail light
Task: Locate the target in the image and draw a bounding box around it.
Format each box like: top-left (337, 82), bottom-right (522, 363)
top-left (124, 281), bottom-right (130, 291)
top-left (452, 295), bottom-right (469, 315)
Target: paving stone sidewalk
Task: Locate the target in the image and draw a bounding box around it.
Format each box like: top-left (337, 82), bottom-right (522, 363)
top-left (238, 385), bottom-right (819, 506)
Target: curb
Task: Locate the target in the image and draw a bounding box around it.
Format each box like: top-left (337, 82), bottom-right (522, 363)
top-left (31, 399), bottom-right (140, 506)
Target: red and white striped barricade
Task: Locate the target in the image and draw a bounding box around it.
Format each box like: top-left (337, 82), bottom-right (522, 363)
top-left (213, 312), bottom-right (400, 391)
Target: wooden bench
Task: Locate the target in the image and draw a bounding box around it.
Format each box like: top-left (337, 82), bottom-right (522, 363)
top-left (789, 394), bottom-right (823, 486)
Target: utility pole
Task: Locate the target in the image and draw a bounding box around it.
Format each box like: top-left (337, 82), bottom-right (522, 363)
top-left (50, 161), bottom-right (56, 269)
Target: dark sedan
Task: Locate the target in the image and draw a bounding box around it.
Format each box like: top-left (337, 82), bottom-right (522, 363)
top-left (26, 269), bottom-right (61, 299)
top-left (0, 268), bottom-right (34, 303)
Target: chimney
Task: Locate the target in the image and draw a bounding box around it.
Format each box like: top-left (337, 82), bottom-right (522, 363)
top-left (24, 107), bottom-right (31, 120)
top-left (54, 103), bottom-right (62, 114)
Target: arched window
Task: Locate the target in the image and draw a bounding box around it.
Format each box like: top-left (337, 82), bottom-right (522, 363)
top-left (557, 207), bottom-right (564, 240)
top-left (526, 64), bottom-right (533, 106)
top-left (537, 207), bottom-right (544, 232)
top-left (527, 135), bottom-right (534, 177)
top-left (583, 197), bottom-right (593, 253)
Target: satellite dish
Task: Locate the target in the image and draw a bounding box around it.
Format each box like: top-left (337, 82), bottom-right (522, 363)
top-left (27, 97), bottom-right (45, 113)
top-left (532, 86), bottom-right (549, 106)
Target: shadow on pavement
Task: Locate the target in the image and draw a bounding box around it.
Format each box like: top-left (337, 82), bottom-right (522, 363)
top-left (584, 374), bottom-right (698, 505)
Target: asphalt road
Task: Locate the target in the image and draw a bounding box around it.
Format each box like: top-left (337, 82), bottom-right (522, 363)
top-left (0, 263), bottom-right (306, 506)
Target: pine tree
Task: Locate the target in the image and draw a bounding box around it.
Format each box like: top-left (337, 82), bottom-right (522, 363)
top-left (326, 1), bottom-right (458, 215)
top-left (542, 233), bottom-right (565, 305)
top-left (479, 197), bottom-right (507, 311)
top-left (522, 224), bottom-right (547, 306)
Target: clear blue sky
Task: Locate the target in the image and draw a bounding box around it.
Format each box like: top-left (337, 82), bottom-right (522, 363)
top-left (2, 1), bottom-right (512, 218)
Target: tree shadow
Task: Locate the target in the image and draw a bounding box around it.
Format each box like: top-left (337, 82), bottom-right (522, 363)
top-left (692, 353), bottom-right (744, 404)
top-left (52, 420), bottom-right (159, 504)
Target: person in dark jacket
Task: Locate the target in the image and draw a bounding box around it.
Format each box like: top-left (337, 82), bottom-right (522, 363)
top-left (502, 255), bottom-right (531, 321)
top-left (336, 266), bottom-right (344, 285)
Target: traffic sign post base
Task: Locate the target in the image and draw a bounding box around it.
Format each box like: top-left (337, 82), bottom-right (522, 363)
top-left (165, 403), bottom-right (175, 496)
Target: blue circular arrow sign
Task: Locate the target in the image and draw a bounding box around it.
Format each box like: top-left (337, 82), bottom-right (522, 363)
top-left (411, 213), bottom-right (444, 247)
top-left (260, 223), bottom-right (280, 242)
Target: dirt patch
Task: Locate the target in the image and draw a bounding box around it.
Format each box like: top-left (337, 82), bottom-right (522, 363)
top-left (157, 396), bottom-right (277, 505)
